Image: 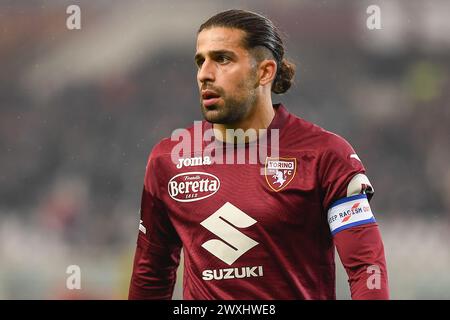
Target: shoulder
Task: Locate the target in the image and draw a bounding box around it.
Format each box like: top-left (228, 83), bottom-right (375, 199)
top-left (283, 110), bottom-right (365, 177)
top-left (142, 122), bottom-right (201, 189)
top-left (319, 130), bottom-right (357, 159)
top-left (147, 121), bottom-right (205, 171)
top-left (285, 111), bottom-right (356, 156)
top-left (147, 122), bottom-right (201, 163)
top-left (149, 137), bottom-right (176, 160)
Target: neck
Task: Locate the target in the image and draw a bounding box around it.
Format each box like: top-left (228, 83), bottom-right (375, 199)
top-left (213, 97), bottom-right (275, 143)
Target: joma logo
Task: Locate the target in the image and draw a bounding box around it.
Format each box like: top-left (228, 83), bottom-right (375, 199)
top-left (176, 156), bottom-right (212, 169)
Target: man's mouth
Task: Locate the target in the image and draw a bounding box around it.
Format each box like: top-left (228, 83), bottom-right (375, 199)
top-left (201, 90), bottom-right (221, 108)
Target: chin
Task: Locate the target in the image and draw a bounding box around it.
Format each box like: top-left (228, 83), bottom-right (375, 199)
top-left (201, 105), bottom-right (219, 120)
top-left (201, 102), bottom-right (236, 124)
top-left (202, 111), bottom-right (228, 124)
top-left (203, 113), bottom-right (223, 124)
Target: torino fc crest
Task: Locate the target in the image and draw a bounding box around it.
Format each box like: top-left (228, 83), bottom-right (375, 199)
top-left (264, 157), bottom-right (297, 192)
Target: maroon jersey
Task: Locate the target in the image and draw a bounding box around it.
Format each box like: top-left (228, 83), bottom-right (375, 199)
top-left (129, 104), bottom-right (389, 300)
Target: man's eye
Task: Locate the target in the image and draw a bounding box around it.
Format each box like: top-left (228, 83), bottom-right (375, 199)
top-left (217, 56), bottom-right (230, 63)
top-left (196, 60), bottom-right (204, 68)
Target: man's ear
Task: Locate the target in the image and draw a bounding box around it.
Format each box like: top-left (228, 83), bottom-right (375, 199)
top-left (258, 59), bottom-right (277, 86)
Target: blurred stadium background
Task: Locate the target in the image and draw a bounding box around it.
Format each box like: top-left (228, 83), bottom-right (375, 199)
top-left (1, 0), bottom-right (449, 299)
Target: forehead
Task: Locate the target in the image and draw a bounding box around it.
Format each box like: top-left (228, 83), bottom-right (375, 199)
top-left (196, 27), bottom-right (246, 53)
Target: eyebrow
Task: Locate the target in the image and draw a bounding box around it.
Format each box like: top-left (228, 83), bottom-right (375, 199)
top-left (194, 49), bottom-right (237, 63)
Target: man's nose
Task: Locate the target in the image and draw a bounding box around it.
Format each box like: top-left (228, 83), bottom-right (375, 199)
top-left (197, 60), bottom-right (215, 84)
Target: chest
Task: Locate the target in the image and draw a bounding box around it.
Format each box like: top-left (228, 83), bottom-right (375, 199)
top-left (159, 151), bottom-right (323, 231)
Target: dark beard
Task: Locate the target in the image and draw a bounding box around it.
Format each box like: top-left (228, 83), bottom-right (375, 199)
top-left (200, 71), bottom-right (258, 124)
top-left (200, 92), bottom-right (256, 124)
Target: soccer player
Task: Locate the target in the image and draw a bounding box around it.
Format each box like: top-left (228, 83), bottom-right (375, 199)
top-left (129, 9), bottom-right (389, 300)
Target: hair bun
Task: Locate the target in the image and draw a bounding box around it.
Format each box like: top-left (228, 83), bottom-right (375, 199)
top-left (272, 59), bottom-right (296, 94)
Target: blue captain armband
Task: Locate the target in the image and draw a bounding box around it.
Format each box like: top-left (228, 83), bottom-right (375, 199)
top-left (327, 194), bottom-right (376, 236)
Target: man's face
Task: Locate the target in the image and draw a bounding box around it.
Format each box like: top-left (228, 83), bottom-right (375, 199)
top-left (195, 27), bottom-right (259, 124)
